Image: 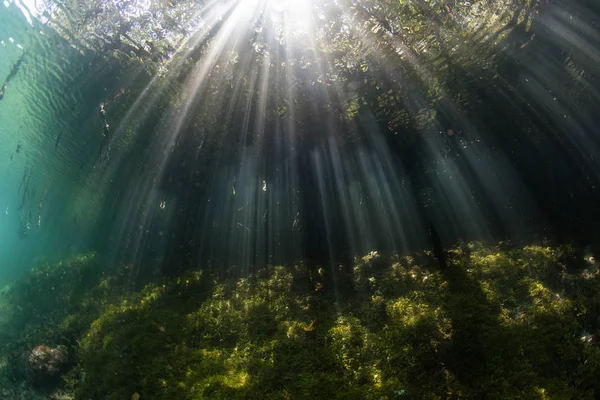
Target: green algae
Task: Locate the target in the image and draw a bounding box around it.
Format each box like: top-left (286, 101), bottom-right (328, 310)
top-left (1, 243), bottom-right (599, 399)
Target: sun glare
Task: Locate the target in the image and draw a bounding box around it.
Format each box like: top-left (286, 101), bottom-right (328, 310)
top-left (235, 0), bottom-right (315, 34)
top-left (267, 0), bottom-right (313, 17)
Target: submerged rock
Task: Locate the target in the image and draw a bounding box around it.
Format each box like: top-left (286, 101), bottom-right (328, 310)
top-left (26, 345), bottom-right (68, 389)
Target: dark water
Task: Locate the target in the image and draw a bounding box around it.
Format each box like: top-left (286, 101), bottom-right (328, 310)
top-left (0, 0), bottom-right (600, 397)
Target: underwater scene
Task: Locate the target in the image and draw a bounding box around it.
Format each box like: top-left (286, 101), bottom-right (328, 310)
top-left (0, 0), bottom-right (599, 398)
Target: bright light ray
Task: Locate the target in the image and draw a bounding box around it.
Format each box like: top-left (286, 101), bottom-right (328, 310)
top-left (321, 0), bottom-right (599, 246)
top-left (114, 0), bottom-right (530, 270)
top-left (103, 0), bottom-right (308, 271)
top-left (60, 0), bottom-right (600, 276)
top-left (290, 3), bottom-right (428, 259)
top-left (94, 0), bottom-right (239, 268)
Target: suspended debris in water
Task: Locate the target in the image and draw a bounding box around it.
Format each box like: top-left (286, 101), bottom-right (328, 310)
top-left (18, 220), bottom-right (30, 239)
top-left (95, 103), bottom-right (112, 165)
top-left (15, 144), bottom-right (21, 153)
top-left (4, 206), bottom-right (8, 215)
top-left (159, 200), bottom-right (166, 209)
top-left (418, 187), bottom-right (436, 209)
top-left (99, 103), bottom-right (110, 137)
top-left (37, 180), bottom-right (51, 228)
top-left (262, 180), bottom-right (267, 192)
top-left (99, 102), bottom-right (106, 119)
top-left (237, 222), bottom-right (250, 231)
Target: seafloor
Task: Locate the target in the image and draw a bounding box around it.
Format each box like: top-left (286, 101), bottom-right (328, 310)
top-left (0, 242), bottom-right (599, 399)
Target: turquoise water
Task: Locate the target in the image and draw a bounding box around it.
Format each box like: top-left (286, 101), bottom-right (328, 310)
top-left (0, 2), bottom-right (133, 283)
top-left (0, 3), bottom-right (79, 283)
